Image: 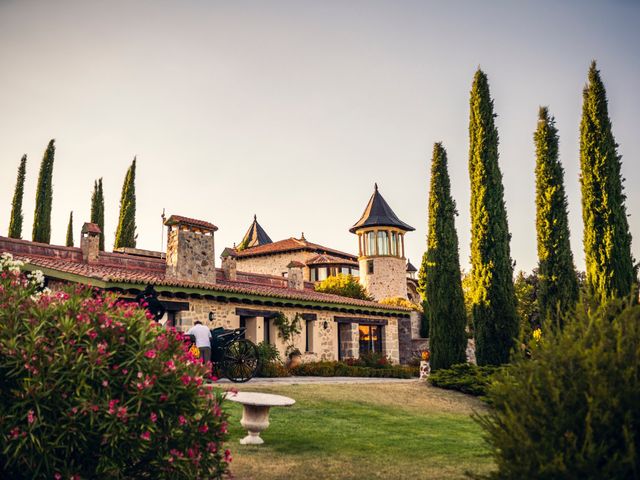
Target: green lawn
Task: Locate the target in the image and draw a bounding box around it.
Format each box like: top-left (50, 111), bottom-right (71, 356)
top-left (222, 381), bottom-right (494, 479)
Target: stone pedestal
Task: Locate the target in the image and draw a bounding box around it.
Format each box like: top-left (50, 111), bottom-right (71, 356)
top-left (419, 361), bottom-right (431, 379)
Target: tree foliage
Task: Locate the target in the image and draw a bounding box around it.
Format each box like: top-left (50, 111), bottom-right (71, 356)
top-left (419, 143), bottom-right (467, 370)
top-left (114, 158), bottom-right (137, 249)
top-left (580, 61), bottom-right (636, 301)
top-left (65, 211), bottom-right (74, 247)
top-left (8, 155), bottom-right (27, 239)
top-left (32, 140), bottom-right (55, 244)
top-left (314, 274), bottom-right (372, 300)
top-left (91, 178), bottom-right (106, 250)
top-left (535, 107), bottom-right (579, 324)
top-left (468, 69), bottom-right (519, 365)
top-left (476, 300), bottom-right (640, 479)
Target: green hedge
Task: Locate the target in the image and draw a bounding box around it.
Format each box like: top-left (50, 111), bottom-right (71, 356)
top-left (428, 363), bottom-right (502, 396)
top-left (292, 361), bottom-right (418, 379)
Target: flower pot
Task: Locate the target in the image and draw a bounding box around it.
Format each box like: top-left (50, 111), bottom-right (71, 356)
top-left (419, 360), bottom-right (431, 379)
top-left (287, 353), bottom-right (302, 369)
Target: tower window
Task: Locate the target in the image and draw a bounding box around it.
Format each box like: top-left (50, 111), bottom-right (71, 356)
top-left (377, 231), bottom-right (389, 255)
top-left (367, 260), bottom-right (374, 274)
top-left (391, 232), bottom-right (398, 256)
top-left (366, 231), bottom-right (376, 256)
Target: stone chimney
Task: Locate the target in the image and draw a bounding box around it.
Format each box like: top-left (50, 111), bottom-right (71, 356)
top-left (164, 215), bottom-right (218, 284)
top-left (287, 261), bottom-right (305, 290)
top-left (220, 247), bottom-right (237, 282)
top-left (81, 222), bottom-right (101, 264)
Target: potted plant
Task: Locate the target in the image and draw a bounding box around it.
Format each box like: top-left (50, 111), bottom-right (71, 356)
top-left (273, 312), bottom-right (302, 369)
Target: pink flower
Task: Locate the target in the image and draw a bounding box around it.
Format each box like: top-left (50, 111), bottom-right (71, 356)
top-left (54, 474), bottom-right (62, 480)
top-left (140, 431), bottom-right (151, 441)
top-left (117, 406), bottom-right (128, 421)
top-left (224, 449), bottom-right (233, 463)
top-left (206, 441), bottom-right (217, 453)
top-left (165, 360), bottom-right (176, 371)
top-left (159, 393), bottom-right (168, 402)
top-left (9, 427), bottom-right (20, 440)
top-left (144, 349), bottom-right (156, 359)
top-left (178, 415), bottom-right (187, 425)
top-left (150, 412), bottom-right (158, 423)
top-left (102, 380), bottom-right (109, 387)
top-left (108, 399), bottom-right (119, 415)
top-left (27, 410), bottom-right (36, 424)
top-left (97, 342), bottom-right (107, 354)
top-left (198, 424), bottom-right (209, 433)
top-left (87, 331), bottom-right (98, 340)
top-left (180, 375), bottom-right (191, 386)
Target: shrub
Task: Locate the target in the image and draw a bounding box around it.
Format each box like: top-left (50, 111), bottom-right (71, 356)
top-left (0, 254), bottom-right (230, 479)
top-left (344, 352), bottom-right (392, 369)
top-left (314, 274), bottom-right (372, 300)
top-left (428, 363), bottom-right (501, 397)
top-left (291, 361), bottom-right (418, 379)
top-left (255, 342), bottom-right (290, 377)
top-left (476, 301), bottom-right (640, 479)
top-left (378, 296), bottom-right (422, 311)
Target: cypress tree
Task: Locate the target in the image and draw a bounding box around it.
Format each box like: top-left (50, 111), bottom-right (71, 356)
top-left (32, 139), bottom-right (55, 244)
top-left (419, 143), bottom-right (467, 370)
top-left (580, 61), bottom-right (636, 301)
top-left (8, 155), bottom-right (27, 239)
top-left (534, 107), bottom-right (579, 324)
top-left (91, 178), bottom-right (105, 250)
top-left (468, 69), bottom-right (518, 366)
top-left (66, 211), bottom-right (74, 247)
top-left (114, 158), bottom-right (137, 249)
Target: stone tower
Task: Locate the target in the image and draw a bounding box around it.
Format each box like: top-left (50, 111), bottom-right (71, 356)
top-left (350, 184), bottom-right (414, 300)
top-left (164, 215), bottom-right (218, 284)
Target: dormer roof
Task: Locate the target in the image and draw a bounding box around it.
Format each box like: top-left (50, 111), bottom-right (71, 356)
top-left (349, 184), bottom-right (415, 233)
top-left (238, 215), bottom-right (273, 250)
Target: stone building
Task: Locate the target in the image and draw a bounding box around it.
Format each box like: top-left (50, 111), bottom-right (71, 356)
top-left (0, 185), bottom-right (428, 364)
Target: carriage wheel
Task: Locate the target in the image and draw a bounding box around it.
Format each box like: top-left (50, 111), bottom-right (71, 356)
top-left (223, 339), bottom-right (260, 383)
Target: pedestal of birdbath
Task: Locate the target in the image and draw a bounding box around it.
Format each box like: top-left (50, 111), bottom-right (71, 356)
top-left (226, 391), bottom-right (295, 445)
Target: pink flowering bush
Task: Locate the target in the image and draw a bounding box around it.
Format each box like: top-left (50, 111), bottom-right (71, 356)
top-left (0, 254), bottom-right (230, 479)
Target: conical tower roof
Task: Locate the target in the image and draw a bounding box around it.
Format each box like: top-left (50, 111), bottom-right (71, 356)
top-left (349, 184), bottom-right (414, 233)
top-left (238, 215), bottom-right (273, 250)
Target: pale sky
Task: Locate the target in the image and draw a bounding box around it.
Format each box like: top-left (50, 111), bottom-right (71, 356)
top-left (1, 0), bottom-right (639, 273)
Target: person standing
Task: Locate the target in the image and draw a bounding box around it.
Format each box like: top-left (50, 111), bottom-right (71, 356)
top-left (187, 321), bottom-right (212, 364)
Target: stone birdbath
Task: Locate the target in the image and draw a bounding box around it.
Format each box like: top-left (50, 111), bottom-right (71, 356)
top-left (225, 391), bottom-right (295, 445)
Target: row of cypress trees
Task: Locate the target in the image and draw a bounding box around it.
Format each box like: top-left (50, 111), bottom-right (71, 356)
top-left (420, 61), bottom-right (636, 370)
top-left (6, 143), bottom-right (137, 251)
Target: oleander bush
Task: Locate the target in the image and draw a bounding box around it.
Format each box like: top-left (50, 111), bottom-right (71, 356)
top-left (0, 253), bottom-right (230, 479)
top-left (476, 301), bottom-right (640, 479)
top-left (428, 363), bottom-right (502, 397)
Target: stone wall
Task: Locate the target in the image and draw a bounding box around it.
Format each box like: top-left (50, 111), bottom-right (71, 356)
top-left (166, 229), bottom-right (216, 284)
top-left (359, 256), bottom-right (408, 300)
top-left (169, 295), bottom-right (401, 363)
top-left (236, 251), bottom-right (312, 280)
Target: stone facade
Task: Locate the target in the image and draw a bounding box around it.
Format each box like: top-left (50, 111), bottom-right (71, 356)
top-left (166, 228), bottom-right (216, 284)
top-left (168, 295), bottom-right (401, 363)
top-left (236, 251), bottom-right (312, 280)
top-left (359, 256), bottom-right (408, 300)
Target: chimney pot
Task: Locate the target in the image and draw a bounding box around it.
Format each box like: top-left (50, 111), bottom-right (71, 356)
top-left (80, 222), bottom-right (101, 264)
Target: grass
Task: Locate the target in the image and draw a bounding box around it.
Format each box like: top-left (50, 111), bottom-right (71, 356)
top-left (221, 381), bottom-right (494, 479)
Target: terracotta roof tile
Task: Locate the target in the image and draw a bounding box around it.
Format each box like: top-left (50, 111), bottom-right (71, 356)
top-left (164, 215), bottom-right (218, 232)
top-left (306, 253), bottom-right (359, 267)
top-left (236, 237), bottom-right (357, 261)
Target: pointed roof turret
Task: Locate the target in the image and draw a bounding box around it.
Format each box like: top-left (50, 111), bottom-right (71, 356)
top-left (406, 259), bottom-right (417, 273)
top-left (349, 184), bottom-right (415, 233)
top-left (238, 215), bottom-right (273, 250)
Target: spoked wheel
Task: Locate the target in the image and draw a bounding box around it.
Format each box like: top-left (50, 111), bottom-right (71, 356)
top-left (223, 339), bottom-right (259, 383)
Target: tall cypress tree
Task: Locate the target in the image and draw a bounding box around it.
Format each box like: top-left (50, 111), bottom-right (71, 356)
top-left (32, 139), bottom-right (55, 244)
top-left (114, 158), bottom-right (137, 249)
top-left (534, 107), bottom-right (579, 324)
top-left (91, 178), bottom-right (105, 250)
top-left (468, 69), bottom-right (518, 366)
top-left (66, 211), bottom-right (74, 247)
top-left (580, 61), bottom-right (636, 300)
top-left (419, 143), bottom-right (467, 370)
top-left (8, 155), bottom-right (27, 239)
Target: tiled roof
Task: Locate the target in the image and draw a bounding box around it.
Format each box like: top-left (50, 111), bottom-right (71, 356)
top-left (0, 236), bottom-right (406, 313)
top-left (406, 259), bottom-right (417, 272)
top-left (81, 222), bottom-right (102, 234)
top-left (164, 215), bottom-right (218, 232)
top-left (350, 183), bottom-right (414, 233)
top-left (235, 237), bottom-right (357, 261)
top-left (15, 254), bottom-right (406, 311)
top-left (306, 253), bottom-right (359, 267)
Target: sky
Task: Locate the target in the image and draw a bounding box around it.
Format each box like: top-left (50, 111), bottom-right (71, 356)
top-left (1, 0), bottom-right (639, 273)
